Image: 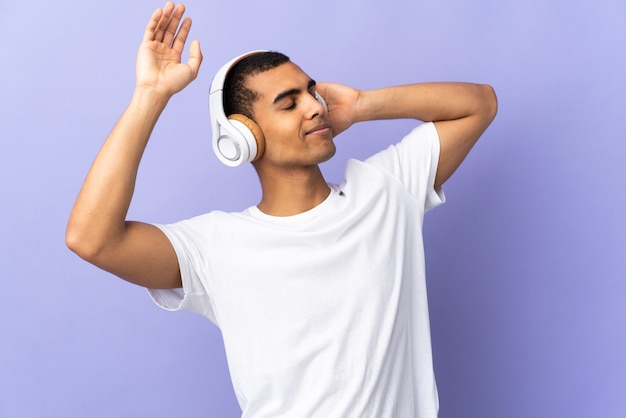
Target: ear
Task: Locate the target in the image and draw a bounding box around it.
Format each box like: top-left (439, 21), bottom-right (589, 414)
top-left (228, 114), bottom-right (266, 161)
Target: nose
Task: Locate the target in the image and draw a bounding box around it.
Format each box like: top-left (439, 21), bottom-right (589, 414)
top-left (306, 92), bottom-right (326, 119)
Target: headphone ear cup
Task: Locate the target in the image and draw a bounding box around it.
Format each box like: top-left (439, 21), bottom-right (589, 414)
top-left (228, 114), bottom-right (266, 161)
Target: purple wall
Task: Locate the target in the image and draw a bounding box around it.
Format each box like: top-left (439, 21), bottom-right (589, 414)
top-left (1, 0), bottom-right (625, 417)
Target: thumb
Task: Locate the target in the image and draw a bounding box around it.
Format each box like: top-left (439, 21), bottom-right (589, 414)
top-left (187, 39), bottom-right (203, 78)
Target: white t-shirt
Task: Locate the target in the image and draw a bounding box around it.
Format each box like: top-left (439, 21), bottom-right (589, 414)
top-left (149, 122), bottom-right (445, 417)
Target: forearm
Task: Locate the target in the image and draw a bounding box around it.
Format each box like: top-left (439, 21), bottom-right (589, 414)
top-left (355, 82), bottom-right (496, 124)
top-left (353, 82), bottom-right (497, 188)
top-left (66, 88), bottom-right (170, 257)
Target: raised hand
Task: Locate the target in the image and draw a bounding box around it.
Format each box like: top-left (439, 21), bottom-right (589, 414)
top-left (136, 2), bottom-right (202, 97)
top-left (316, 82), bottom-right (361, 137)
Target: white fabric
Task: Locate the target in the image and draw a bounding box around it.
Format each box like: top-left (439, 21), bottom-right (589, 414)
top-left (149, 122), bottom-right (445, 417)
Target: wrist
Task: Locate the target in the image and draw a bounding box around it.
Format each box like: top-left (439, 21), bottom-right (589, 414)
top-left (353, 89), bottom-right (380, 123)
top-left (131, 85), bottom-right (172, 111)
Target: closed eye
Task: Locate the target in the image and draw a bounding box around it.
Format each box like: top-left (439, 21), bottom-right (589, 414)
top-left (283, 101), bottom-right (297, 111)
top-left (273, 79), bottom-right (317, 112)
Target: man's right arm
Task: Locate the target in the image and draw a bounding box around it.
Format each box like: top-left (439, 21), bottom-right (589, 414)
top-left (65, 2), bottom-right (202, 289)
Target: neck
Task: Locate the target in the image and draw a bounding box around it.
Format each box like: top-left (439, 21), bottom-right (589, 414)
top-left (255, 164), bottom-right (330, 216)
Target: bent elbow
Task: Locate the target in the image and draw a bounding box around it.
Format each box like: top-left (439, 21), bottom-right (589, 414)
top-left (482, 84), bottom-right (498, 122)
top-left (65, 223), bottom-right (105, 264)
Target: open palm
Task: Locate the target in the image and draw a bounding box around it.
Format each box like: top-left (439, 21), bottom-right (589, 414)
top-left (135, 2), bottom-right (202, 96)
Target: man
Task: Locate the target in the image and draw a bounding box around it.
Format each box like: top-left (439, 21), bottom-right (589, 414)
top-left (66, 2), bottom-right (497, 417)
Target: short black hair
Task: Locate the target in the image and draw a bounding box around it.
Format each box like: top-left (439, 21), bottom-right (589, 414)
top-left (223, 51), bottom-right (290, 119)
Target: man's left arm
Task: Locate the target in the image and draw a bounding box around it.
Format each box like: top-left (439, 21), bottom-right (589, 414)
top-left (319, 82), bottom-right (497, 188)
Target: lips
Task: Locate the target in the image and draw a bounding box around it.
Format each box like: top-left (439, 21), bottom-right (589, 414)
top-left (305, 123), bottom-right (331, 136)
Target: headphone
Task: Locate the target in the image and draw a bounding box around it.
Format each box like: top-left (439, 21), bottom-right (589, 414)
top-left (209, 50), bottom-right (328, 167)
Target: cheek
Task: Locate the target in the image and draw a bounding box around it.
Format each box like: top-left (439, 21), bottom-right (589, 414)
top-left (260, 118), bottom-right (301, 146)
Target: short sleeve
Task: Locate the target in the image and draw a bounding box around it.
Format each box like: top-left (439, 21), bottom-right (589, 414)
top-left (146, 216), bottom-right (218, 324)
top-left (364, 122), bottom-right (445, 212)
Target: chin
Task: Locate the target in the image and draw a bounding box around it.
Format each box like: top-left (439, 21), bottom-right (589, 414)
top-left (317, 145), bottom-right (337, 164)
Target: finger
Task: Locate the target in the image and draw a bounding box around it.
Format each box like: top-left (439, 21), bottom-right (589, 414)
top-left (186, 39), bottom-right (203, 79)
top-left (171, 16), bottom-right (192, 54)
top-left (153, 1), bottom-right (176, 43)
top-left (316, 82), bottom-right (328, 94)
top-left (142, 7), bottom-right (162, 43)
top-left (163, 3), bottom-right (186, 47)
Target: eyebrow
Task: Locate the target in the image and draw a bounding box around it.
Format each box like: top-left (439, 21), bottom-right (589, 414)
top-left (272, 79), bottom-right (316, 105)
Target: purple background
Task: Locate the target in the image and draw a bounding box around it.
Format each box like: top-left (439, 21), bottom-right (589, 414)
top-left (1, 0), bottom-right (625, 417)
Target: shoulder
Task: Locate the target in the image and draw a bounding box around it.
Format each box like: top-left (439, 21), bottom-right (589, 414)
top-left (346, 122), bottom-right (444, 210)
top-left (156, 209), bottom-right (255, 240)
